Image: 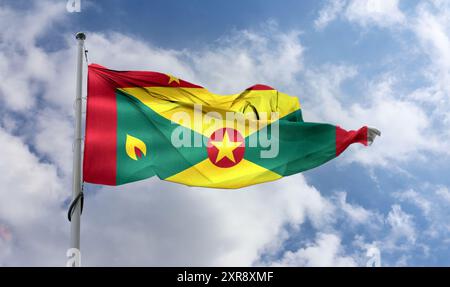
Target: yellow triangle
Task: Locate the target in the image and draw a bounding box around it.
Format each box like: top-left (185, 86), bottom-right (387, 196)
top-left (118, 86), bottom-right (300, 139)
top-left (165, 158), bottom-right (281, 189)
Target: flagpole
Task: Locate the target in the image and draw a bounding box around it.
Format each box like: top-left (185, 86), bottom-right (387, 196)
top-left (68, 32), bottom-right (86, 266)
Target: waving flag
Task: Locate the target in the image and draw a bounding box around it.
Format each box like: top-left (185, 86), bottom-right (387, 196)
top-left (83, 64), bottom-right (379, 188)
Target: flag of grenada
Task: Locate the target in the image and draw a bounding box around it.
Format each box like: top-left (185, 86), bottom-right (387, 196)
top-left (83, 64), bottom-right (377, 188)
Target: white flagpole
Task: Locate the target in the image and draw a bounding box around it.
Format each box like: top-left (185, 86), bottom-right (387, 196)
top-left (68, 32), bottom-right (86, 267)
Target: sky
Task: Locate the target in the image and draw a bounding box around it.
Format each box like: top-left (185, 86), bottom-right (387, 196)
top-left (0, 0), bottom-right (450, 266)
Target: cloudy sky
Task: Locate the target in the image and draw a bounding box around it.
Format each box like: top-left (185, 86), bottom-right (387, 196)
top-left (1, 0), bottom-right (450, 266)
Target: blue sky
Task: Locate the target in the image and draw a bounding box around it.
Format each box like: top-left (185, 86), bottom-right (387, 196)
top-left (0, 0), bottom-right (450, 266)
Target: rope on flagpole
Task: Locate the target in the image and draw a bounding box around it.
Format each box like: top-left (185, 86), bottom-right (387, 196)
top-left (67, 185), bottom-right (84, 222)
top-left (84, 48), bottom-right (89, 64)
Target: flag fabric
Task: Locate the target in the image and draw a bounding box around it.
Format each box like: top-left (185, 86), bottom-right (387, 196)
top-left (83, 64), bottom-right (377, 188)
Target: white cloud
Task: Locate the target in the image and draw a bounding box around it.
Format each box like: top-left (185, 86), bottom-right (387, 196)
top-left (300, 67), bottom-right (444, 167)
top-left (411, 1), bottom-right (450, 130)
top-left (0, 1), bottom-right (66, 111)
top-left (86, 25), bottom-right (304, 95)
top-left (383, 183), bottom-right (450, 257)
top-left (315, 0), bottom-right (346, 29)
top-left (348, 87), bottom-right (443, 166)
top-left (315, 0), bottom-right (450, 138)
top-left (414, 2), bottom-right (450, 87)
top-left (33, 109), bottom-right (76, 177)
top-left (272, 233), bottom-right (357, 267)
top-left (345, 0), bottom-right (405, 27)
top-left (0, 127), bottom-right (67, 266)
top-left (350, 204), bottom-right (418, 266)
top-left (315, 0), bottom-right (405, 29)
top-left (87, 33), bottom-right (195, 80)
top-left (386, 204), bottom-right (416, 244)
top-left (299, 64), bottom-right (357, 124)
top-left (309, 0), bottom-right (450, 265)
top-left (436, 186), bottom-right (450, 204)
top-left (0, 127), bottom-right (63, 227)
top-left (314, 0), bottom-right (450, 153)
top-left (393, 189), bottom-right (432, 216)
top-left (81, 175), bottom-right (336, 266)
top-left (334, 192), bottom-right (374, 224)
top-left (188, 26), bottom-right (304, 94)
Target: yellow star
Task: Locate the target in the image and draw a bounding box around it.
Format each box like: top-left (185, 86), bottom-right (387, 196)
top-left (167, 74), bottom-right (180, 85)
top-left (210, 131), bottom-right (242, 163)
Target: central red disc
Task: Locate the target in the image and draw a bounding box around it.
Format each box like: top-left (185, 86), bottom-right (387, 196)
top-left (207, 128), bottom-right (245, 168)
